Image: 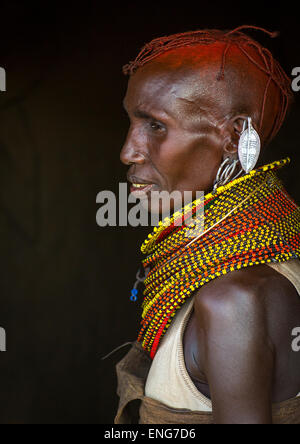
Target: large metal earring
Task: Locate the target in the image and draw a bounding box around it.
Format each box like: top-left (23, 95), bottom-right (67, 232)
top-left (238, 117), bottom-right (261, 174)
top-left (213, 157), bottom-right (241, 193)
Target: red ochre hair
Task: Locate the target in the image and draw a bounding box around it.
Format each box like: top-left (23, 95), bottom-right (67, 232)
top-left (123, 25), bottom-right (293, 144)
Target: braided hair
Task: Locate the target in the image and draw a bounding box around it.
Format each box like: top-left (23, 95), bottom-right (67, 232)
top-left (123, 26), bottom-right (293, 144)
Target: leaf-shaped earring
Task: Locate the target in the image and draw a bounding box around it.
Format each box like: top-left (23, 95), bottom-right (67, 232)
top-left (238, 117), bottom-right (261, 174)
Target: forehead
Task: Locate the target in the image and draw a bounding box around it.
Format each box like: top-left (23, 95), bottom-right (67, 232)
top-left (124, 61), bottom-right (221, 114)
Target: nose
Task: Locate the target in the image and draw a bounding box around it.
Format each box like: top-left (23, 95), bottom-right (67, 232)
top-left (120, 129), bottom-right (147, 166)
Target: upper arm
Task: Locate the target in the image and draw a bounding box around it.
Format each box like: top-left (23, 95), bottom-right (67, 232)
top-left (194, 278), bottom-right (275, 424)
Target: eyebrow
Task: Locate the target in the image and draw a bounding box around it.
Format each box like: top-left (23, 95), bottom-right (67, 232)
top-left (123, 100), bottom-right (171, 122)
top-left (135, 107), bottom-right (171, 123)
top-left (133, 109), bottom-right (155, 120)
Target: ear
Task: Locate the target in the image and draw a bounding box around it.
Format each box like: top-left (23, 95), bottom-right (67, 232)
top-left (223, 115), bottom-right (248, 157)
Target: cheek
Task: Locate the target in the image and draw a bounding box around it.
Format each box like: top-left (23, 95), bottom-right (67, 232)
top-left (184, 145), bottom-right (222, 192)
top-left (154, 130), bottom-right (222, 192)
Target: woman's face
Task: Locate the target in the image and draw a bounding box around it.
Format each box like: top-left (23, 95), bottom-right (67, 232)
top-left (120, 60), bottom-right (233, 214)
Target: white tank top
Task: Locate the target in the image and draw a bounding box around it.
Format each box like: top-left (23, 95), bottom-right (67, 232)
top-left (145, 260), bottom-right (300, 412)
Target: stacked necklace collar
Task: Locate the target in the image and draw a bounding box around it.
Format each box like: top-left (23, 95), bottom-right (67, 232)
top-left (137, 159), bottom-right (300, 358)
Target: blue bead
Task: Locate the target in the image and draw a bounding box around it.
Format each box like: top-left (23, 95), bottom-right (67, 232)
top-left (130, 288), bottom-right (138, 302)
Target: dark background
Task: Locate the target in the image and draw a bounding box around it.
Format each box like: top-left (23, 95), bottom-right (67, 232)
top-left (0, 0), bottom-right (299, 424)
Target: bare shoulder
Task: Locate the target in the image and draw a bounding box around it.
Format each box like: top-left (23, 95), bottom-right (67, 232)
top-left (186, 263), bottom-right (300, 416)
top-left (194, 263), bottom-right (300, 348)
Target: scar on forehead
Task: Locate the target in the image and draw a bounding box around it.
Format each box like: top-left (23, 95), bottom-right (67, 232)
top-left (177, 97), bottom-right (220, 121)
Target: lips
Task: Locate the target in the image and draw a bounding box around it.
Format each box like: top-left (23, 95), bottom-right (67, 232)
top-left (130, 183), bottom-right (156, 196)
top-left (128, 175), bottom-right (157, 197)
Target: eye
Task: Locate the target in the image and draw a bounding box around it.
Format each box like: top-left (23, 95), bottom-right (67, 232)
top-left (149, 120), bottom-right (165, 133)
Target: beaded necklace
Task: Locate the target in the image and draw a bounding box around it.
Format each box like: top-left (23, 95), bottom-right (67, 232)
top-left (137, 159), bottom-right (300, 359)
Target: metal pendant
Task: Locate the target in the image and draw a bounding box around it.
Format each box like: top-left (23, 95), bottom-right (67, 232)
top-left (238, 117), bottom-right (261, 174)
